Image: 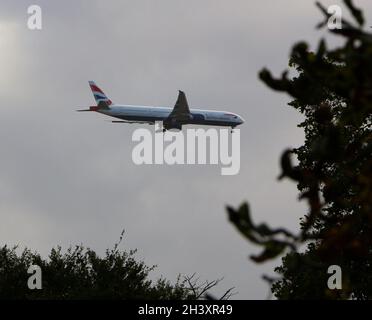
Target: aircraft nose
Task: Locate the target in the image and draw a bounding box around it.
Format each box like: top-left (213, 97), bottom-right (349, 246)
top-left (238, 115), bottom-right (245, 125)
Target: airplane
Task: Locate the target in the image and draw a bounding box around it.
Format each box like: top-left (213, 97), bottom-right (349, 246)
top-left (78, 81), bottom-right (244, 131)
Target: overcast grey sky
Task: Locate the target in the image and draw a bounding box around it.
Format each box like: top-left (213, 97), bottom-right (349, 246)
top-left (1, 0), bottom-right (371, 299)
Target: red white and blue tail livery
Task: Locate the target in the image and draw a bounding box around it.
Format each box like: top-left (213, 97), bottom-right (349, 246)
top-left (88, 81), bottom-right (112, 108)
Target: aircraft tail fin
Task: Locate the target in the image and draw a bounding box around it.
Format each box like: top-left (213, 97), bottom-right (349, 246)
top-left (88, 81), bottom-right (113, 108)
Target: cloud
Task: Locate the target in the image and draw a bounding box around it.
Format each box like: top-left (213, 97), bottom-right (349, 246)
top-left (1, 0), bottom-right (371, 298)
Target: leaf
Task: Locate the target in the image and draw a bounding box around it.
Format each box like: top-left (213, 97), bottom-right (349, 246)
top-left (250, 241), bottom-right (287, 263)
top-left (344, 0), bottom-right (364, 26)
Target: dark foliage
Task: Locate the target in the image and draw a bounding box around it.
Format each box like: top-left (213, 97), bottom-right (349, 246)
top-left (227, 0), bottom-right (372, 299)
top-left (0, 234), bottom-right (222, 300)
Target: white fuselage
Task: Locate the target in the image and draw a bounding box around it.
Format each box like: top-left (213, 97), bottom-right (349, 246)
top-left (99, 105), bottom-right (244, 127)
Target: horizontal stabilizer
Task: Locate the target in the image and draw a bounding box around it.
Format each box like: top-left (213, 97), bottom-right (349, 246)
top-left (76, 106), bottom-right (101, 112)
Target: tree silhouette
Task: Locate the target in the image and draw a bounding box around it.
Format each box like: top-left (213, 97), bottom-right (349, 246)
top-left (227, 0), bottom-right (372, 299)
top-left (0, 232), bottom-right (229, 300)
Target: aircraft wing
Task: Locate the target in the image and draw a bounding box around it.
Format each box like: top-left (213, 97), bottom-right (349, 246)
top-left (112, 120), bottom-right (154, 124)
top-left (167, 91), bottom-right (191, 122)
